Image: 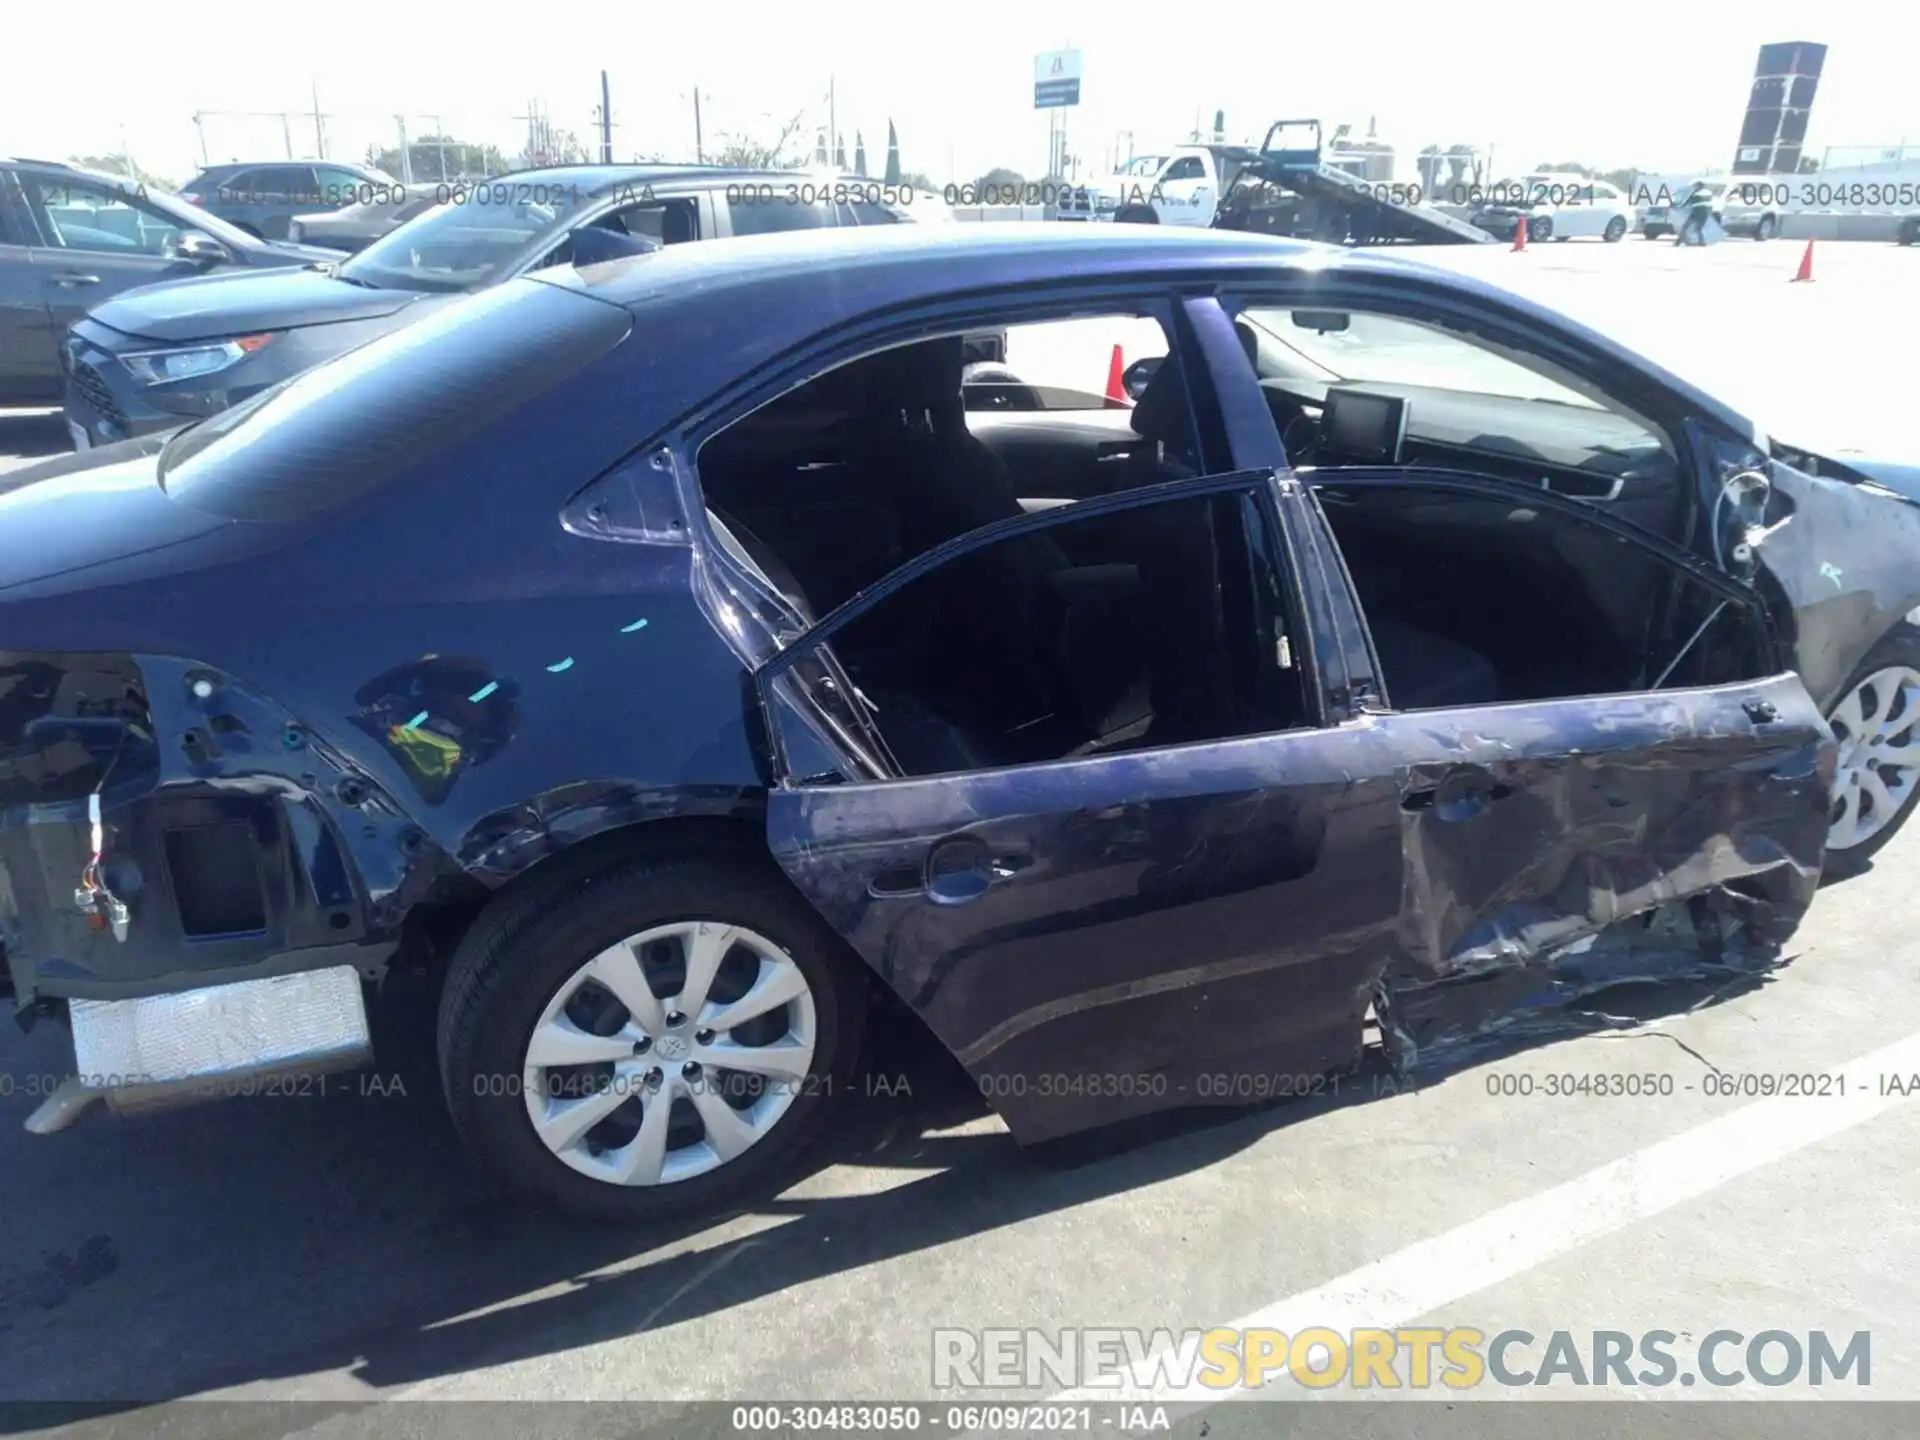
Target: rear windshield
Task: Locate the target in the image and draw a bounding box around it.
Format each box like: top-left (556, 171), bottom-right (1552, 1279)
top-left (157, 280), bottom-right (630, 521)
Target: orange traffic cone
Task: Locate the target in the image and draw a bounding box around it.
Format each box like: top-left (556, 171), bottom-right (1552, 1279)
top-left (1106, 344), bottom-right (1129, 405)
top-left (1512, 216), bottom-right (1528, 252)
top-left (1790, 239), bottom-right (1815, 282)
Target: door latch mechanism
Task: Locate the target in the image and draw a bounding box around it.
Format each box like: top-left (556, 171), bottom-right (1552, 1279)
top-left (72, 791), bottom-right (130, 943)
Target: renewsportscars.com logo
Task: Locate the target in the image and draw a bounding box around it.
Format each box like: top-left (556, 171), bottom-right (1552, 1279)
top-left (932, 1326), bottom-right (1871, 1392)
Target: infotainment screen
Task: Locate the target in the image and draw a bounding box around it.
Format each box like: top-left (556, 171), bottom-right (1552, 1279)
top-left (1321, 388), bottom-right (1409, 464)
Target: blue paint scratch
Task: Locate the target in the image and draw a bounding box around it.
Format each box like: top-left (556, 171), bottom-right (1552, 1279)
top-left (621, 618), bottom-right (650, 634)
top-left (546, 657), bottom-right (575, 674)
top-left (402, 710), bottom-right (430, 731)
top-left (467, 680), bottom-right (500, 703)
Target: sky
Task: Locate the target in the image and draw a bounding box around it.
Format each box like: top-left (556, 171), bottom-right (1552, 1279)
top-left (5, 1), bottom-right (1917, 188)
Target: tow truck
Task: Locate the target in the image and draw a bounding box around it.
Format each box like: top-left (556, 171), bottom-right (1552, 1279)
top-left (1070, 120), bottom-right (1493, 245)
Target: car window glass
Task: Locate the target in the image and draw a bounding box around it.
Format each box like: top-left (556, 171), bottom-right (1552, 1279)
top-left (248, 166), bottom-right (315, 197)
top-left (340, 180), bottom-right (596, 292)
top-left (730, 196), bottom-right (836, 236)
top-left (607, 198), bottom-right (699, 245)
top-left (845, 201), bottom-right (904, 225)
top-left (19, 175), bottom-right (188, 255)
top-left (772, 485), bottom-right (1302, 778)
top-left (314, 167), bottom-right (380, 204)
top-left (1161, 156), bottom-right (1206, 181)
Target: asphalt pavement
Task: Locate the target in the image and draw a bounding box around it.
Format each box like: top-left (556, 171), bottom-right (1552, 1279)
top-left (3, 236), bottom-right (1919, 1440)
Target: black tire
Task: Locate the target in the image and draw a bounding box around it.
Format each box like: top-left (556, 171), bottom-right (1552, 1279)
top-left (1897, 217), bottom-right (1919, 247)
top-left (1642, 225), bottom-right (1670, 240)
top-left (1754, 214), bottom-right (1778, 241)
top-left (1113, 205), bottom-right (1158, 225)
top-left (1527, 215), bottom-right (1552, 241)
top-left (1822, 623), bottom-right (1920, 877)
top-left (437, 851), bottom-right (869, 1222)
top-left (1603, 216), bottom-right (1627, 243)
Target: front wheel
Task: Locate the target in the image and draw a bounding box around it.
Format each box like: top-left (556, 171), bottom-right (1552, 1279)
top-left (1823, 625), bottom-right (1920, 874)
top-left (438, 852), bottom-right (869, 1220)
top-left (1603, 216), bottom-right (1627, 242)
top-left (1754, 214), bottom-right (1778, 241)
top-left (1527, 214), bottom-right (1553, 241)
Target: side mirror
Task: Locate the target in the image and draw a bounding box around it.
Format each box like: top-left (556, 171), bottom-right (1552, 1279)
top-left (1121, 356), bottom-right (1161, 400)
top-left (174, 232), bottom-right (232, 266)
top-left (1291, 309), bottom-right (1350, 334)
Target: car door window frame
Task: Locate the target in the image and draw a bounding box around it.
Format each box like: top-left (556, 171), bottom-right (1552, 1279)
top-left (16, 173), bottom-right (192, 256)
top-left (1212, 279), bottom-right (1716, 523)
top-left (752, 467), bottom-right (1306, 785)
top-left (1296, 466), bottom-right (1785, 718)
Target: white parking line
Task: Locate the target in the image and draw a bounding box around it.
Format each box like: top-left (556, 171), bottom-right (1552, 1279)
top-left (1050, 1028), bottom-right (1920, 1405)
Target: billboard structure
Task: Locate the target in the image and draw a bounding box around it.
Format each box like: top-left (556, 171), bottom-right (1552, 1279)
top-left (1733, 41), bottom-right (1827, 175)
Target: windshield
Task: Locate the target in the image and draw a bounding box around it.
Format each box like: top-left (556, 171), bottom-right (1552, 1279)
top-left (1243, 308), bottom-right (1603, 408)
top-left (339, 182), bottom-right (594, 292)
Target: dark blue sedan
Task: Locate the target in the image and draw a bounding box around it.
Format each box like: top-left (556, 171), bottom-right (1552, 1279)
top-left (4, 223), bottom-right (1918, 1220)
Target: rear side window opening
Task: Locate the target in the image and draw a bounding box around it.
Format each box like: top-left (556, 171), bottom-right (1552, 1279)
top-left (694, 311), bottom-right (1190, 621)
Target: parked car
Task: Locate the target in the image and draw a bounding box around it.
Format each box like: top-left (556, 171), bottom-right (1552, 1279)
top-left (7, 225), bottom-right (1920, 1220)
top-left (1898, 215), bottom-right (1918, 246)
top-left (287, 182), bottom-right (441, 253)
top-left (62, 164), bottom-right (949, 448)
top-left (1640, 179), bottom-right (1781, 241)
top-left (177, 160), bottom-right (400, 241)
top-left (1469, 173), bottom-right (1635, 241)
top-left (0, 158), bottom-right (337, 413)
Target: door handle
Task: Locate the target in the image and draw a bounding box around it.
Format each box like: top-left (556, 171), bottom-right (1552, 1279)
top-left (52, 272), bottom-right (102, 287)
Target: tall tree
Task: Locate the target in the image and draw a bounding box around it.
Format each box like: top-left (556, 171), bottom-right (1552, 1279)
top-left (884, 120), bottom-right (901, 186)
top-left (854, 131), bottom-right (868, 177)
top-left (711, 112), bottom-right (809, 169)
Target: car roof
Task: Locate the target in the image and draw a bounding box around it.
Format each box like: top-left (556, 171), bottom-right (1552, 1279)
top-left (533, 220), bottom-right (1759, 449)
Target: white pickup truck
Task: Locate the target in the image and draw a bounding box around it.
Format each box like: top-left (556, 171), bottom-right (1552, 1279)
top-left (1061, 145), bottom-right (1235, 226)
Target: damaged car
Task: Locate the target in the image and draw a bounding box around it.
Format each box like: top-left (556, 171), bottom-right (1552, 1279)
top-left (3, 224), bottom-right (1918, 1221)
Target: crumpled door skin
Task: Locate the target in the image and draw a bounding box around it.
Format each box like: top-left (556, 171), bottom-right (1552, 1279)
top-left (1375, 672), bottom-right (1832, 1074)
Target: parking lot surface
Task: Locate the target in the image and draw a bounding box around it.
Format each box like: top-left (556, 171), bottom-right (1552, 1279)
top-left (3, 237), bottom-right (1919, 1439)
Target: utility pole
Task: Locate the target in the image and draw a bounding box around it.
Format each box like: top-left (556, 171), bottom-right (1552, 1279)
top-left (282, 112), bottom-right (294, 160)
top-left (311, 79), bottom-right (325, 159)
top-left (600, 70), bottom-right (613, 162)
top-left (693, 89), bottom-right (704, 163)
top-left (193, 112), bottom-right (209, 167)
top-left (395, 115), bottom-right (412, 183)
top-left (829, 75), bottom-right (836, 173)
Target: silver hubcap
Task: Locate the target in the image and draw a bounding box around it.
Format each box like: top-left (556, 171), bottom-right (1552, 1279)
top-left (1828, 665), bottom-right (1920, 852)
top-left (522, 921), bottom-right (817, 1187)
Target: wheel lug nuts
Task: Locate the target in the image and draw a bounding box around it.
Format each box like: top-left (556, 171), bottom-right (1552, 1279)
top-left (695, 1028), bottom-right (715, 1045)
top-left (666, 1011), bottom-right (686, 1028)
top-left (647, 1067), bottom-right (663, 1086)
top-left (633, 1036), bottom-right (651, 1054)
top-left (682, 1062), bottom-right (701, 1080)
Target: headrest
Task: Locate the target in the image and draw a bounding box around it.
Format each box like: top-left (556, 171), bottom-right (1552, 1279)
top-left (1129, 352), bottom-right (1192, 454)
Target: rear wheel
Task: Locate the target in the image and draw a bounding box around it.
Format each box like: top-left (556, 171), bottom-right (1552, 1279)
top-left (1824, 625), bottom-right (1920, 874)
top-left (1528, 214), bottom-right (1553, 241)
top-left (1603, 216), bottom-right (1627, 242)
top-left (438, 852), bottom-right (868, 1221)
top-left (1113, 204), bottom-right (1158, 225)
top-left (1754, 214), bottom-right (1778, 241)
